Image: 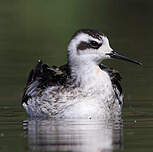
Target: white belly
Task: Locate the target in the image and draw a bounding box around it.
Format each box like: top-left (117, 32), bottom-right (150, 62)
top-left (60, 99), bottom-right (110, 119)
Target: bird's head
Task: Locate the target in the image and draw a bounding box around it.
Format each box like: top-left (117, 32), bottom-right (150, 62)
top-left (68, 29), bottom-right (141, 66)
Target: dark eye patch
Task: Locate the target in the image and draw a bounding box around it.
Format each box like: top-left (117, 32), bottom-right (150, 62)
top-left (77, 42), bottom-right (90, 50)
top-left (77, 41), bottom-right (102, 51)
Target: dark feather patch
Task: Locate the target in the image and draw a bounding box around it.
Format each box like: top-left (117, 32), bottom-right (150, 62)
top-left (77, 42), bottom-right (91, 50)
top-left (77, 41), bottom-right (102, 51)
top-left (22, 61), bottom-right (70, 104)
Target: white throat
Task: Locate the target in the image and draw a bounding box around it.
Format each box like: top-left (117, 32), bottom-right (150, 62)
top-left (70, 61), bottom-right (112, 91)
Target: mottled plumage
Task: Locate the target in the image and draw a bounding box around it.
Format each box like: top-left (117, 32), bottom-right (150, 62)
top-left (22, 60), bottom-right (122, 105)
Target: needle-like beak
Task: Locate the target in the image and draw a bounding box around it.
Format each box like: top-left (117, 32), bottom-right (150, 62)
top-left (106, 51), bottom-right (142, 65)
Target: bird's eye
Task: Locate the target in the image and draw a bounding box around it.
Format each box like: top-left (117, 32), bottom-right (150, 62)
top-left (90, 41), bottom-right (99, 47)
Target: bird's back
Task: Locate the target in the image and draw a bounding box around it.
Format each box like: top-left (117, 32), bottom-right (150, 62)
top-left (22, 60), bottom-right (70, 104)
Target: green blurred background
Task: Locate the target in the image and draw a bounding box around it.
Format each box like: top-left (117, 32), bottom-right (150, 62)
top-left (0, 0), bottom-right (153, 152)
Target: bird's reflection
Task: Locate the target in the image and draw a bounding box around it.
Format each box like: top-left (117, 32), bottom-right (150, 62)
top-left (23, 118), bottom-right (123, 152)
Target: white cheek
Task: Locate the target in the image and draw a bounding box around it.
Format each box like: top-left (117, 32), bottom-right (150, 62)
top-left (78, 48), bottom-right (94, 55)
top-left (101, 46), bottom-right (112, 54)
top-left (100, 37), bottom-right (113, 54)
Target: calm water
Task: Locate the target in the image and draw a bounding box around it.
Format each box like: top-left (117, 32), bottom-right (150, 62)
top-left (0, 0), bottom-right (153, 152)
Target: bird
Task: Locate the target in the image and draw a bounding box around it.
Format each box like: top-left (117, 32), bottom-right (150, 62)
top-left (22, 29), bottom-right (141, 119)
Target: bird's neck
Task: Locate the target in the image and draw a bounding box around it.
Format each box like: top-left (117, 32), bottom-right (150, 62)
top-left (69, 61), bottom-right (111, 90)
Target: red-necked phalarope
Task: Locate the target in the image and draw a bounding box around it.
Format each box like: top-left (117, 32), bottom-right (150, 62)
top-left (22, 29), bottom-right (141, 119)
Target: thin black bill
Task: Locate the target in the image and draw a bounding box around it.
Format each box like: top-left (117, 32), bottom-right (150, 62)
top-left (106, 51), bottom-right (142, 65)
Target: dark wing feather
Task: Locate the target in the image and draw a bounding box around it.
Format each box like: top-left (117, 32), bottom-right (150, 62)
top-left (22, 60), bottom-right (69, 104)
top-left (99, 64), bottom-right (122, 105)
